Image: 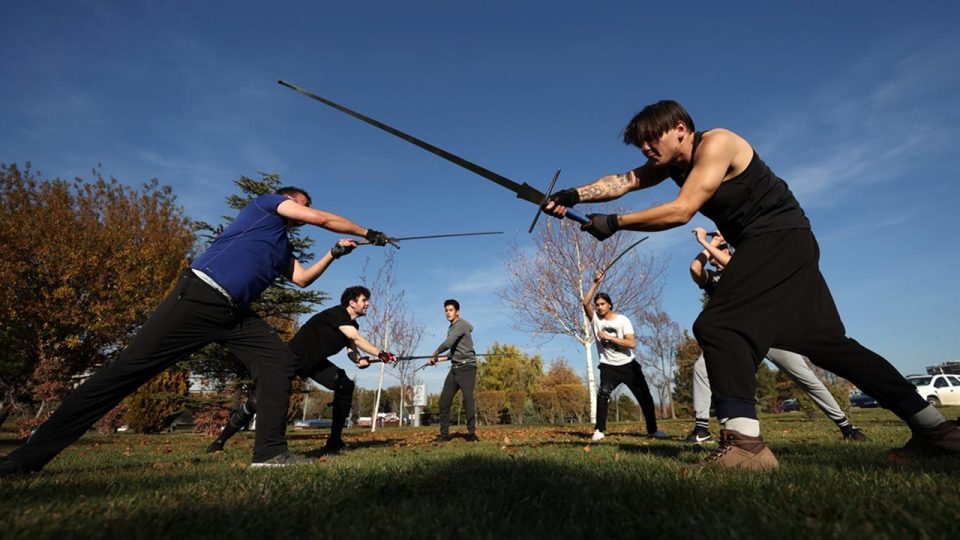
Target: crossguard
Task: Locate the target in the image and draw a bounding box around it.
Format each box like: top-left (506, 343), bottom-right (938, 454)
top-left (528, 169), bottom-right (589, 233)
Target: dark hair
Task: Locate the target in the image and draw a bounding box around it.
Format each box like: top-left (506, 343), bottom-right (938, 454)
top-left (621, 100), bottom-right (695, 148)
top-left (276, 186), bottom-right (312, 206)
top-left (594, 292), bottom-right (613, 309)
top-left (444, 299), bottom-right (460, 311)
top-left (341, 285), bottom-right (371, 306)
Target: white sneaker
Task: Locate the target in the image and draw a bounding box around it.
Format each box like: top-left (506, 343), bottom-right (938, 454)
top-left (591, 430), bottom-right (605, 442)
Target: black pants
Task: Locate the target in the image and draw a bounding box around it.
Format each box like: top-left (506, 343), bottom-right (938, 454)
top-left (299, 359), bottom-right (354, 441)
top-left (438, 364), bottom-right (477, 435)
top-left (595, 361), bottom-right (659, 433)
top-left (8, 271), bottom-right (296, 469)
top-left (692, 229), bottom-right (926, 422)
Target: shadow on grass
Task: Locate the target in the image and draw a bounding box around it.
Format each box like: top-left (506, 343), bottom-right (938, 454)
top-left (7, 449), bottom-right (958, 540)
top-left (512, 438), bottom-right (686, 459)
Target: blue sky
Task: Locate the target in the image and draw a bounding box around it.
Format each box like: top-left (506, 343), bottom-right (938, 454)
top-left (3, 1), bottom-right (958, 397)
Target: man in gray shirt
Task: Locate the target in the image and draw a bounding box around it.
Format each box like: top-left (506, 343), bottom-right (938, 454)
top-left (428, 299), bottom-right (479, 442)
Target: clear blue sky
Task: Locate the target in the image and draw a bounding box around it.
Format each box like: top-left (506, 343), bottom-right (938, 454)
top-left (3, 1), bottom-right (958, 397)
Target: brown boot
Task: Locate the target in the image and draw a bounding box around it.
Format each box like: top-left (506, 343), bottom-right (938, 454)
top-left (689, 429), bottom-right (779, 471)
top-left (890, 418), bottom-right (960, 457)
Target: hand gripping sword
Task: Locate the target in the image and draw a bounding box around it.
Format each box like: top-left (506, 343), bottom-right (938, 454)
top-left (278, 80), bottom-right (588, 230)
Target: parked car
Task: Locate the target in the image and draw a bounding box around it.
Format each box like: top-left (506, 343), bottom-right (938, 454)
top-left (294, 418), bottom-right (332, 429)
top-left (850, 392), bottom-right (879, 408)
top-left (781, 398), bottom-right (800, 412)
top-left (907, 374), bottom-right (960, 406)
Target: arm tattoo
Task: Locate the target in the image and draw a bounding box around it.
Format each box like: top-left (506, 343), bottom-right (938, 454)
top-left (581, 174), bottom-right (630, 201)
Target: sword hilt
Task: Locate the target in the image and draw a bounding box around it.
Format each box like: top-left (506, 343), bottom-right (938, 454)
top-left (527, 169), bottom-right (588, 233)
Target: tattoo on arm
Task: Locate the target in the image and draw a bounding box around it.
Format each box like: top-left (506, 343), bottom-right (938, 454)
top-left (580, 174), bottom-right (632, 201)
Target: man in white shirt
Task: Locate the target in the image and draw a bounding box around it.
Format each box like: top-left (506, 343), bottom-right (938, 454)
top-left (582, 271), bottom-right (668, 441)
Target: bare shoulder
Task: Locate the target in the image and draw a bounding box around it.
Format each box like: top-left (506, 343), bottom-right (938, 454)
top-left (697, 129), bottom-right (754, 177)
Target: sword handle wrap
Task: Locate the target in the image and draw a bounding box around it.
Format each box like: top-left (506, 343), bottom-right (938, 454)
top-left (565, 209), bottom-right (589, 224)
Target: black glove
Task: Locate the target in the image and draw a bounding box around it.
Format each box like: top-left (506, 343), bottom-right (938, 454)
top-left (551, 188), bottom-right (580, 208)
top-left (378, 351), bottom-right (397, 364)
top-left (581, 213), bottom-right (620, 241)
top-left (330, 241), bottom-right (355, 259)
top-left (365, 229), bottom-right (390, 247)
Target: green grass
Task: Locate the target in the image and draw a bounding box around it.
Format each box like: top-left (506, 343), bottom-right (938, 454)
top-left (2, 408), bottom-right (959, 539)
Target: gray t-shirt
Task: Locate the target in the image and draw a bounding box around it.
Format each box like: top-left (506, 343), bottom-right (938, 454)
top-left (435, 318), bottom-right (476, 365)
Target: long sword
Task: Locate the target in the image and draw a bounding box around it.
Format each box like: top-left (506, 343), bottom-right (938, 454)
top-left (278, 80), bottom-right (588, 227)
top-left (602, 236), bottom-right (649, 274)
top-left (357, 231), bottom-right (503, 247)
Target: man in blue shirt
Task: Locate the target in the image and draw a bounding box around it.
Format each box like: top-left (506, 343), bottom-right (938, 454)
top-left (1, 186), bottom-right (393, 475)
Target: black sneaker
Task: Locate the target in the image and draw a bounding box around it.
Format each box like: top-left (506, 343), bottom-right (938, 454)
top-left (323, 438), bottom-right (346, 455)
top-left (842, 426), bottom-right (869, 442)
top-left (0, 459), bottom-right (32, 479)
top-left (205, 440), bottom-right (225, 454)
top-left (249, 450), bottom-right (314, 468)
top-left (433, 434), bottom-right (450, 443)
top-left (684, 426), bottom-right (713, 444)
top-left (465, 433), bottom-right (480, 442)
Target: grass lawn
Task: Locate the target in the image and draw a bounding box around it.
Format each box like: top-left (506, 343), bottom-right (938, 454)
top-left (2, 407), bottom-right (959, 539)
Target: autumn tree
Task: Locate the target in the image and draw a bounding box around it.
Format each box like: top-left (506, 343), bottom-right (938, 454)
top-left (671, 331), bottom-right (701, 418)
top-left (636, 302), bottom-right (683, 419)
top-left (476, 343), bottom-right (543, 423)
top-left (532, 359), bottom-right (590, 424)
top-left (0, 163), bottom-right (194, 424)
top-left (359, 250), bottom-right (424, 429)
top-left (499, 214), bottom-right (665, 423)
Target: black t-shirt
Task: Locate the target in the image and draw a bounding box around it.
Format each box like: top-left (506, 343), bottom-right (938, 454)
top-left (702, 268), bottom-right (722, 297)
top-left (289, 305), bottom-right (359, 371)
top-left (671, 131), bottom-right (810, 247)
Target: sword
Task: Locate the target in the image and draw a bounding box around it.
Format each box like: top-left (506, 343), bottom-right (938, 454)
top-left (602, 236), bottom-right (649, 274)
top-left (357, 231), bottom-right (503, 247)
top-left (369, 353), bottom-right (504, 364)
top-left (277, 80), bottom-right (589, 228)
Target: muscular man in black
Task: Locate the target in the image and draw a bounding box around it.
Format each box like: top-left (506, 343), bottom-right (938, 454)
top-left (546, 100), bottom-right (958, 469)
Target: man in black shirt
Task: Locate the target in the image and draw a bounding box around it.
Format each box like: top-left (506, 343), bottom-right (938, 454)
top-left (546, 100), bottom-right (958, 469)
top-left (207, 283), bottom-right (396, 455)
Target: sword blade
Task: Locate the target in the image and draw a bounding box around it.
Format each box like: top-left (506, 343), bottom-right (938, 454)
top-left (278, 80), bottom-right (546, 204)
top-left (602, 236), bottom-right (649, 273)
top-left (392, 231), bottom-right (503, 241)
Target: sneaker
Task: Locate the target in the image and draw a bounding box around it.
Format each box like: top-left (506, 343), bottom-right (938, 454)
top-left (323, 438), bottom-right (346, 455)
top-left (689, 429), bottom-right (779, 471)
top-left (591, 430), bottom-right (605, 442)
top-left (205, 440), bottom-right (225, 454)
top-left (684, 426), bottom-right (714, 444)
top-left (0, 459), bottom-right (32, 479)
top-left (842, 426), bottom-right (869, 442)
top-left (465, 433), bottom-right (480, 442)
top-left (890, 418), bottom-right (960, 457)
top-left (647, 430), bottom-right (671, 440)
top-left (433, 434), bottom-right (451, 443)
top-left (249, 450), bottom-right (314, 468)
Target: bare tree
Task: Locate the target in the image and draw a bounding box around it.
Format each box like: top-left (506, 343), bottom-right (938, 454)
top-left (360, 250), bottom-right (424, 430)
top-left (498, 215), bottom-right (665, 422)
top-left (636, 302), bottom-right (683, 419)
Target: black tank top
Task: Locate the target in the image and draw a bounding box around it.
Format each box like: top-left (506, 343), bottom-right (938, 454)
top-left (670, 131), bottom-right (810, 247)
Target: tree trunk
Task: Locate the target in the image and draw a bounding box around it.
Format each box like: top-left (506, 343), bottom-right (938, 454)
top-left (582, 337), bottom-right (597, 423)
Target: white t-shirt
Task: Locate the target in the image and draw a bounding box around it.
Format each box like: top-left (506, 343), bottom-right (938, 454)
top-left (592, 312), bottom-right (635, 366)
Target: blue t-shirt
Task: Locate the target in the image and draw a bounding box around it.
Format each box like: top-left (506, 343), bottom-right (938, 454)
top-left (190, 194), bottom-right (293, 308)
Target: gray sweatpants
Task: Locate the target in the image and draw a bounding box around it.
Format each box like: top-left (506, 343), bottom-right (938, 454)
top-left (693, 348), bottom-right (846, 422)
